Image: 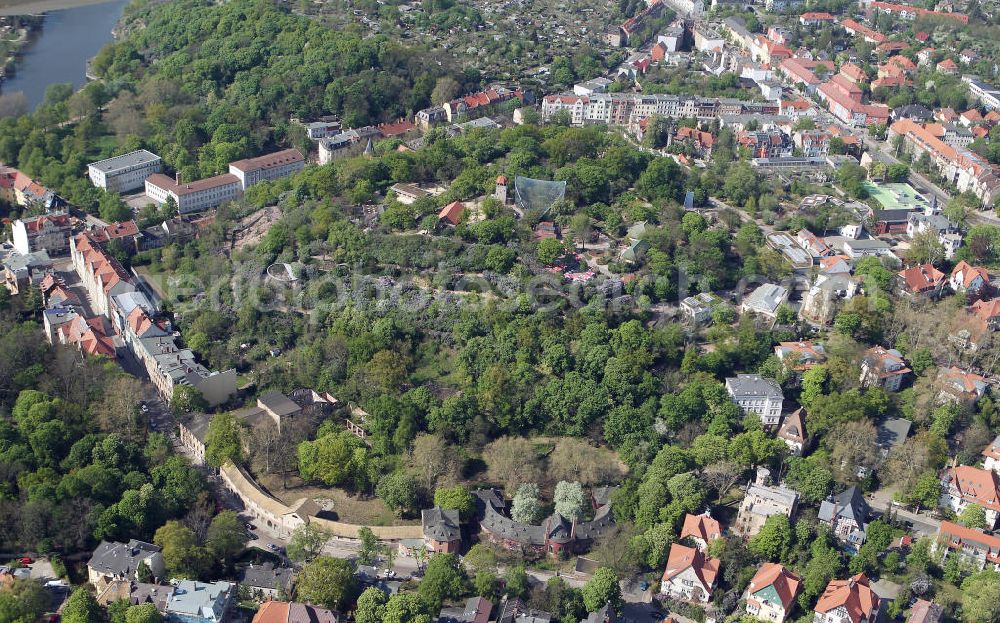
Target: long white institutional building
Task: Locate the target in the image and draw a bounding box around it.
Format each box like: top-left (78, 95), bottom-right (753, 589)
top-left (87, 149), bottom-right (163, 193)
top-left (228, 148), bottom-right (305, 190)
top-left (144, 148), bottom-right (306, 214)
top-left (541, 93), bottom-right (780, 126)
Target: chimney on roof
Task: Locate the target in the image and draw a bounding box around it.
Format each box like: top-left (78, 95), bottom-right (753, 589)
top-left (175, 172), bottom-right (181, 186)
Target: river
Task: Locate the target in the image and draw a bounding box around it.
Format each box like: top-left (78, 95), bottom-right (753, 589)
top-left (0, 0), bottom-right (127, 110)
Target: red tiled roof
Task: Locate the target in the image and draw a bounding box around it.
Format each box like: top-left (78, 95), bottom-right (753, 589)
top-left (22, 213), bottom-right (70, 233)
top-left (841, 63), bottom-right (867, 83)
top-left (662, 544), bottom-right (720, 589)
top-left (944, 465), bottom-right (1000, 512)
top-left (377, 120), bottom-right (417, 138)
top-left (748, 563), bottom-right (801, 611)
top-left (841, 19), bottom-right (888, 44)
top-left (937, 521), bottom-right (1000, 563)
top-left (899, 263), bottom-right (945, 293)
top-left (952, 261), bottom-right (989, 288)
top-left (814, 574), bottom-right (878, 623)
top-left (800, 11), bottom-right (834, 20)
top-left (146, 172), bottom-right (240, 196)
top-left (438, 201), bottom-right (465, 225)
top-left (680, 514), bottom-right (722, 544)
top-left (229, 148), bottom-right (305, 174)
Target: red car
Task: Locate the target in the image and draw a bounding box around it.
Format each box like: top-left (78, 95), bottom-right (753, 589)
top-left (18, 557), bottom-right (33, 565)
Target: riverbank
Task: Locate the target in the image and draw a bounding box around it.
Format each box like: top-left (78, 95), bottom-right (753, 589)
top-left (0, 0), bottom-right (118, 16)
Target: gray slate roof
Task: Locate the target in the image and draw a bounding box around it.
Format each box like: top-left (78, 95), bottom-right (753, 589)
top-left (88, 540), bottom-right (161, 576)
top-left (727, 374), bottom-right (783, 399)
top-left (237, 562), bottom-right (293, 592)
top-left (818, 486), bottom-right (870, 526)
top-left (877, 418), bottom-right (912, 449)
top-left (88, 149), bottom-right (161, 174)
top-left (422, 507), bottom-right (461, 542)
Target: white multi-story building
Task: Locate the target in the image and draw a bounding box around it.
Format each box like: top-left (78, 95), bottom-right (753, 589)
top-left (228, 148), bottom-right (305, 190)
top-left (726, 374), bottom-right (784, 425)
top-left (87, 150), bottom-right (162, 193)
top-left (145, 173), bottom-right (242, 214)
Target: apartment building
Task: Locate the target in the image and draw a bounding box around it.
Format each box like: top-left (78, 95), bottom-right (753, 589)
top-left (12, 212), bottom-right (72, 255)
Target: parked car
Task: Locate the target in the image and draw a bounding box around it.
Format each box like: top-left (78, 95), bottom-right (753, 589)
top-left (18, 557), bottom-right (33, 565)
top-left (267, 543), bottom-right (279, 552)
top-left (246, 523), bottom-right (255, 531)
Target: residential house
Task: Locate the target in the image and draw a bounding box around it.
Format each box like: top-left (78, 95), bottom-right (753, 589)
top-left (819, 487), bottom-right (870, 551)
top-left (58, 314), bottom-right (119, 359)
top-left (726, 374), bottom-right (784, 426)
top-left (237, 563), bottom-right (294, 600)
top-left (252, 601), bottom-right (336, 623)
top-left (681, 292), bottom-right (721, 323)
top-left (800, 12), bottom-right (835, 26)
top-left (932, 521), bottom-right (1000, 571)
top-left (940, 465), bottom-right (1000, 528)
top-left (908, 601), bottom-right (943, 623)
top-left (178, 412), bottom-right (213, 466)
top-left (950, 261), bottom-right (989, 294)
top-left (87, 150), bottom-right (162, 193)
top-left (734, 472), bottom-right (799, 538)
top-left (936, 366), bottom-right (989, 405)
top-left (775, 341), bottom-right (826, 371)
top-left (861, 346), bottom-right (910, 391)
top-left (813, 574), bottom-right (880, 623)
top-left (164, 580), bottom-right (233, 623)
top-left (797, 229), bottom-right (834, 257)
top-left (777, 408), bottom-right (808, 456)
top-left (439, 597), bottom-right (493, 623)
top-left (422, 507), bottom-right (462, 553)
top-left (87, 540), bottom-right (166, 591)
top-left (842, 238), bottom-right (893, 258)
top-left (741, 283), bottom-right (788, 318)
top-left (660, 544), bottom-right (720, 603)
top-left (906, 212), bottom-right (958, 240)
top-left (679, 513), bottom-right (722, 552)
top-left (937, 59), bottom-right (958, 74)
top-left (673, 127), bottom-right (716, 156)
top-left (972, 298), bottom-right (1000, 332)
top-left (898, 263), bottom-right (947, 299)
top-left (12, 213), bottom-right (72, 255)
top-left (745, 563), bottom-right (801, 623)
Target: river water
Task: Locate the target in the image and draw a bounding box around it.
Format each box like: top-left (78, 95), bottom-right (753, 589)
top-left (1, 0), bottom-right (127, 110)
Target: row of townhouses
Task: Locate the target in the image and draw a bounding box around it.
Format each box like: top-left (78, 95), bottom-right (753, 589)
top-left (540, 93), bottom-right (779, 128)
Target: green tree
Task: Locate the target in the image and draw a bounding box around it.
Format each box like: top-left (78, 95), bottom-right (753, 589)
top-left (961, 570), bottom-right (1000, 623)
top-left (582, 568), bottom-right (623, 613)
top-left (287, 523), bottom-right (332, 562)
top-left (463, 543), bottom-right (497, 575)
top-left (376, 471), bottom-right (419, 517)
top-left (749, 514), bottom-right (792, 562)
top-left (296, 557), bottom-right (357, 611)
top-left (171, 385), bottom-right (207, 416)
top-left (204, 412), bottom-right (243, 467)
top-left (125, 603), bottom-right (163, 623)
top-left (418, 554), bottom-right (469, 612)
top-left (434, 485), bottom-right (475, 518)
top-left (62, 588), bottom-right (104, 623)
top-left (383, 594), bottom-right (430, 623)
top-left (537, 238), bottom-right (566, 264)
top-left (959, 504), bottom-right (988, 530)
top-left (153, 520), bottom-right (212, 579)
top-left (358, 527), bottom-right (379, 565)
top-left (355, 587), bottom-right (387, 623)
top-left (205, 510), bottom-right (248, 564)
top-left (505, 565), bottom-right (531, 600)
